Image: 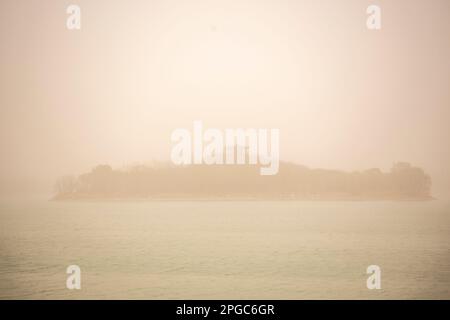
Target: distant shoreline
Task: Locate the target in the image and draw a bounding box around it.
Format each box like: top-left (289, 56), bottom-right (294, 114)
top-left (53, 162), bottom-right (433, 202)
top-left (52, 194), bottom-right (434, 202)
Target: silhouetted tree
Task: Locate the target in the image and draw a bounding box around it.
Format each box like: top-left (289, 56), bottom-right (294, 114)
top-left (54, 175), bottom-right (77, 195)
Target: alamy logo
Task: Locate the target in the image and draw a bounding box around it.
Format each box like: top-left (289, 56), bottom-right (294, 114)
top-left (366, 5), bottom-right (381, 30)
top-left (366, 265), bottom-right (381, 289)
top-left (171, 121), bottom-right (280, 175)
top-left (66, 265), bottom-right (81, 290)
top-left (66, 5), bottom-right (81, 30)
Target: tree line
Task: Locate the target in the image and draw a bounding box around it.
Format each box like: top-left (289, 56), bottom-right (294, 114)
top-left (54, 161), bottom-right (432, 200)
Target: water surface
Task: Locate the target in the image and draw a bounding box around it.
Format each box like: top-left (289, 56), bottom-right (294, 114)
top-left (0, 199), bottom-right (449, 299)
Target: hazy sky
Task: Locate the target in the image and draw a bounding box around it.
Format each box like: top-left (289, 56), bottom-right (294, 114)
top-left (1, 0), bottom-right (449, 195)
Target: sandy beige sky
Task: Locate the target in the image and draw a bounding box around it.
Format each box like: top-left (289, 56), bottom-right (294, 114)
top-left (0, 0), bottom-right (449, 195)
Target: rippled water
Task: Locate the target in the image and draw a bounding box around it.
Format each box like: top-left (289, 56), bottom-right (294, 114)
top-left (0, 199), bottom-right (449, 299)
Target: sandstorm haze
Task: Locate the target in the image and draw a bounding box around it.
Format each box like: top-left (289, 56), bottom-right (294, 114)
top-left (1, 0), bottom-right (449, 196)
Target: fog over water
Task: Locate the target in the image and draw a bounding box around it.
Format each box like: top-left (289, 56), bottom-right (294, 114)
top-left (0, 0), bottom-right (449, 299)
top-left (1, 0), bottom-right (450, 196)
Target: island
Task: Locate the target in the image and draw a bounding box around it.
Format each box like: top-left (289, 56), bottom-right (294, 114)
top-left (53, 161), bottom-right (432, 201)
